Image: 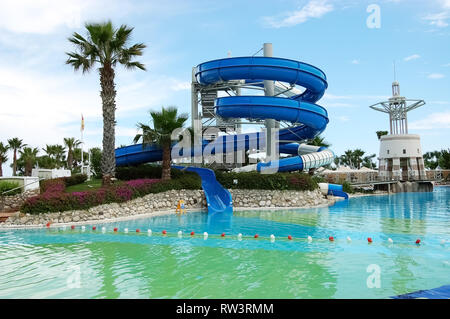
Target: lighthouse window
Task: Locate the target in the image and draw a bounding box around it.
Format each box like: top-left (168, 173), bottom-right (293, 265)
top-left (417, 148), bottom-right (420, 153)
top-left (387, 150), bottom-right (390, 154)
top-left (403, 149), bottom-right (406, 154)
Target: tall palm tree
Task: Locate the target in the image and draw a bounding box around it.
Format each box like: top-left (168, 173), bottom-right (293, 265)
top-left (352, 148), bottom-right (365, 169)
top-left (64, 138), bottom-right (81, 170)
top-left (133, 107), bottom-right (188, 181)
top-left (0, 142), bottom-right (9, 177)
top-left (7, 138), bottom-right (26, 176)
top-left (19, 147), bottom-right (39, 176)
top-left (66, 21), bottom-right (146, 185)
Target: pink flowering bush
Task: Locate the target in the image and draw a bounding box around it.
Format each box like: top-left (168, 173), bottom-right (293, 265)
top-left (21, 178), bottom-right (164, 214)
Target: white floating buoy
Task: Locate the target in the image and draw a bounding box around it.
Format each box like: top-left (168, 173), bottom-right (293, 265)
top-left (62, 225), bottom-right (67, 231)
top-left (124, 228), bottom-right (128, 233)
top-left (81, 226), bottom-right (86, 232)
top-left (388, 238), bottom-right (393, 244)
top-left (270, 234), bottom-right (275, 243)
top-left (102, 227), bottom-right (106, 233)
top-left (440, 239), bottom-right (446, 245)
top-left (307, 236), bottom-right (312, 243)
top-left (237, 233), bottom-right (243, 241)
top-left (148, 229), bottom-right (152, 236)
top-left (203, 232), bottom-right (208, 240)
top-left (346, 236), bottom-right (351, 242)
top-left (178, 230), bottom-right (182, 238)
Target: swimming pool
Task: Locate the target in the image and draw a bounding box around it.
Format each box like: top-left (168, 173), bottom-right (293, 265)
top-left (0, 187), bottom-right (448, 298)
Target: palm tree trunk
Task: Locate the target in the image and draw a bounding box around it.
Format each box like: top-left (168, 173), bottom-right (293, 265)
top-left (25, 161), bottom-right (32, 176)
top-left (161, 144), bottom-right (171, 181)
top-left (67, 150), bottom-right (73, 171)
top-left (99, 64), bottom-right (117, 186)
top-left (13, 150), bottom-right (17, 176)
top-left (0, 160), bottom-right (3, 177)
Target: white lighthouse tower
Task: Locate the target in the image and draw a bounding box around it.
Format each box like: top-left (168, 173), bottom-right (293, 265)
top-left (369, 79), bottom-right (426, 181)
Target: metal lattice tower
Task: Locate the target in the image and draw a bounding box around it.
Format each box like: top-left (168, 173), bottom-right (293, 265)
top-left (369, 81), bottom-right (425, 134)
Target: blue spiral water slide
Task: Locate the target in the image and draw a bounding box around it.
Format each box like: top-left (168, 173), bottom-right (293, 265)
top-left (116, 56), bottom-right (347, 214)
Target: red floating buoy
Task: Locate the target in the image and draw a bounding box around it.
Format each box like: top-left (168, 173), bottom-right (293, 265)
top-left (368, 237), bottom-right (373, 243)
top-left (254, 234), bottom-right (259, 239)
top-left (288, 235), bottom-right (293, 240)
top-left (329, 236), bottom-right (334, 242)
top-left (71, 225), bottom-right (75, 230)
top-left (46, 222), bottom-right (51, 228)
top-left (162, 230), bottom-right (167, 235)
top-left (190, 231), bottom-right (195, 236)
top-left (416, 239), bottom-right (421, 245)
top-left (136, 229), bottom-right (140, 233)
top-left (221, 233), bottom-right (225, 237)
top-left (92, 226), bottom-right (96, 231)
top-left (114, 227), bottom-right (118, 232)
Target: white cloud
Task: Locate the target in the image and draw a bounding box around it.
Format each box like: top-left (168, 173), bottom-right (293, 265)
top-left (263, 0), bottom-right (334, 28)
top-left (428, 73), bottom-right (445, 79)
top-left (423, 11), bottom-right (449, 28)
top-left (351, 59), bottom-right (360, 65)
top-left (441, 0), bottom-right (450, 9)
top-left (170, 81), bottom-right (191, 91)
top-left (336, 115), bottom-right (350, 122)
top-left (404, 54), bottom-right (420, 61)
top-left (0, 0), bottom-right (134, 34)
top-left (409, 111), bottom-right (450, 130)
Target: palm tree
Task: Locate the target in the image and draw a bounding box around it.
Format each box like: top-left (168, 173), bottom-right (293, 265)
top-left (42, 144), bottom-right (66, 168)
top-left (66, 21), bottom-right (146, 185)
top-left (376, 131), bottom-right (388, 140)
top-left (19, 147), bottom-right (39, 176)
top-left (7, 138), bottom-right (26, 176)
top-left (362, 154), bottom-right (377, 169)
top-left (352, 148), bottom-right (365, 169)
top-left (309, 135), bottom-right (331, 148)
top-left (133, 107), bottom-right (188, 181)
top-left (0, 142), bottom-right (9, 177)
top-left (64, 138), bottom-right (81, 170)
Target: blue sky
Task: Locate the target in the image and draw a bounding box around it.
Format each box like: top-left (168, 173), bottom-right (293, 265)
top-left (0, 0), bottom-right (449, 175)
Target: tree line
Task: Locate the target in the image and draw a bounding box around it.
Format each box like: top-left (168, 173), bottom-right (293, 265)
top-left (0, 137), bottom-right (102, 177)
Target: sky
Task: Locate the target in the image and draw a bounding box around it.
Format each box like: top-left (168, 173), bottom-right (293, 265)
top-left (0, 0), bottom-right (449, 175)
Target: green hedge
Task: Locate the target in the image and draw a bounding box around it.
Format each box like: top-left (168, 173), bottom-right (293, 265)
top-left (116, 165), bottom-right (195, 181)
top-left (214, 171), bottom-right (318, 191)
top-left (0, 181), bottom-right (21, 196)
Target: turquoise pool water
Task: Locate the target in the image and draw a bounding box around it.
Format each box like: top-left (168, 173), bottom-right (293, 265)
top-left (0, 187), bottom-right (448, 298)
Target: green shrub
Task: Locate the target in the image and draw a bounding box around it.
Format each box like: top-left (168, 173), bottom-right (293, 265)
top-left (39, 174), bottom-right (87, 193)
top-left (215, 171), bottom-right (318, 191)
top-left (0, 181), bottom-right (22, 196)
top-left (116, 164), bottom-right (200, 181)
top-left (64, 174), bottom-right (87, 187)
top-left (342, 181), bottom-right (355, 194)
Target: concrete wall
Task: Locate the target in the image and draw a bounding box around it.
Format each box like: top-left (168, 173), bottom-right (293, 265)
top-left (32, 169), bottom-right (71, 179)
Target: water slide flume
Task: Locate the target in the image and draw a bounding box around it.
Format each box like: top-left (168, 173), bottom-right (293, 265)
top-left (115, 56), bottom-right (348, 214)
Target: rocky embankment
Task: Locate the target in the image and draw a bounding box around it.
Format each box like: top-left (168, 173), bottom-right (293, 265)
top-left (1, 188), bottom-right (333, 228)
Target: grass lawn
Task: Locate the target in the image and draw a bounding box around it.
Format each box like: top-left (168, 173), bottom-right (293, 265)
top-left (65, 179), bottom-right (103, 193)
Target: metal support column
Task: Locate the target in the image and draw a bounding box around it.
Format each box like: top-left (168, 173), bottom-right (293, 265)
top-left (191, 67), bottom-right (202, 164)
top-left (264, 43), bottom-right (276, 161)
